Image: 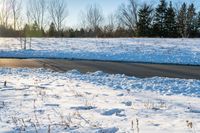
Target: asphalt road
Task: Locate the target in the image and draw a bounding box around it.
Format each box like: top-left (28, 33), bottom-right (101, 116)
top-left (0, 59), bottom-right (200, 79)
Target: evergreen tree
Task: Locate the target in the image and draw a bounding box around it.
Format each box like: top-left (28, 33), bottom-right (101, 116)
top-left (177, 3), bottom-right (187, 37)
top-left (153, 0), bottom-right (167, 37)
top-left (187, 4), bottom-right (197, 37)
top-left (41, 27), bottom-right (46, 37)
top-left (164, 1), bottom-right (177, 37)
top-left (79, 28), bottom-right (85, 37)
top-left (137, 4), bottom-right (153, 37)
top-left (31, 21), bottom-right (42, 37)
top-left (198, 12), bottom-right (200, 36)
top-left (32, 21), bottom-right (40, 32)
top-left (68, 28), bottom-right (75, 37)
top-left (23, 24), bottom-right (31, 37)
top-left (49, 22), bottom-right (56, 37)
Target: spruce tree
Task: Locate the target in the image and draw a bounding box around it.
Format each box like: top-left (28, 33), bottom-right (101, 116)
top-left (49, 22), bottom-right (56, 37)
top-left (164, 1), bottom-right (177, 37)
top-left (137, 4), bottom-right (153, 37)
top-left (187, 4), bottom-right (196, 37)
top-left (32, 21), bottom-right (40, 32)
top-left (153, 0), bottom-right (167, 37)
top-left (198, 12), bottom-right (200, 36)
top-left (23, 24), bottom-right (31, 37)
top-left (177, 3), bottom-right (187, 37)
top-left (31, 21), bottom-right (42, 37)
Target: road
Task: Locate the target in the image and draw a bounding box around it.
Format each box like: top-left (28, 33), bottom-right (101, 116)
top-left (0, 59), bottom-right (200, 79)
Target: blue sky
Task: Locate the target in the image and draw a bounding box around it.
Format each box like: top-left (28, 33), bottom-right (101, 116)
top-left (20, 0), bottom-right (199, 28)
top-left (67, 0), bottom-right (125, 27)
top-left (66, 0), bottom-right (199, 27)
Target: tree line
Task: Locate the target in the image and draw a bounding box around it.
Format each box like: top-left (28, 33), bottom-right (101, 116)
top-left (0, 0), bottom-right (200, 38)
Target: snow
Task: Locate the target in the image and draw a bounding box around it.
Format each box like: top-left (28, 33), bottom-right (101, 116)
top-left (0, 38), bottom-right (200, 65)
top-left (0, 68), bottom-right (200, 132)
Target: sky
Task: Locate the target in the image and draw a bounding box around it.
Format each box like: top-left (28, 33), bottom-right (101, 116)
top-left (67, 0), bottom-right (125, 27)
top-left (66, 0), bottom-right (199, 27)
top-left (1, 0), bottom-right (199, 28)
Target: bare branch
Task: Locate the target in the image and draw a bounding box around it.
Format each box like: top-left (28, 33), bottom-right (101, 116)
top-left (85, 4), bottom-right (104, 31)
top-left (48, 0), bottom-right (68, 32)
top-left (117, 0), bottom-right (138, 31)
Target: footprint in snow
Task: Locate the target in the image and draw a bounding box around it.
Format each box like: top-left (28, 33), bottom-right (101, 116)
top-left (56, 84), bottom-right (64, 87)
top-left (85, 92), bottom-right (92, 95)
top-left (102, 108), bottom-right (126, 117)
top-left (122, 101), bottom-right (132, 106)
top-left (70, 106), bottom-right (96, 110)
top-left (45, 104), bottom-right (60, 107)
top-left (34, 109), bottom-right (45, 114)
top-left (148, 123), bottom-right (160, 127)
top-left (117, 93), bottom-right (124, 96)
top-left (96, 127), bottom-right (119, 133)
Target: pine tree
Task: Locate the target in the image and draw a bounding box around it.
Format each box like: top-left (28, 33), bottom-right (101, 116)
top-left (198, 12), bottom-right (200, 36)
top-left (187, 4), bottom-right (196, 37)
top-left (164, 1), bottom-right (177, 37)
top-left (80, 28), bottom-right (85, 37)
top-left (153, 0), bottom-right (167, 37)
top-left (177, 3), bottom-right (187, 37)
top-left (23, 24), bottom-right (31, 37)
top-left (41, 27), bottom-right (45, 37)
top-left (137, 4), bottom-right (153, 37)
top-left (32, 21), bottom-right (40, 32)
top-left (31, 21), bottom-right (42, 37)
top-left (48, 22), bottom-right (56, 37)
top-left (69, 28), bottom-right (75, 37)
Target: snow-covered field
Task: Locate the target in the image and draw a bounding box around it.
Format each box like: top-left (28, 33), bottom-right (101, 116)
top-left (0, 68), bottom-right (200, 133)
top-left (0, 38), bottom-right (200, 65)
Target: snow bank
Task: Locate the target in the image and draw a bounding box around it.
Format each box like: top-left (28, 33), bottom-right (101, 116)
top-left (0, 38), bottom-right (200, 65)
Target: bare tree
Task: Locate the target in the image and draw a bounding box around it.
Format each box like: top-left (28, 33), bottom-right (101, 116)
top-left (10, 0), bottom-right (22, 30)
top-left (26, 6), bottom-right (31, 25)
top-left (85, 4), bottom-right (104, 31)
top-left (103, 13), bottom-right (116, 37)
top-left (117, 0), bottom-right (138, 32)
top-left (0, 0), bottom-right (12, 27)
top-left (25, 0), bottom-right (47, 49)
top-left (78, 10), bottom-right (87, 30)
top-left (27, 0), bottom-right (47, 29)
top-left (107, 13), bottom-right (115, 32)
top-left (40, 0), bottom-right (46, 29)
top-left (48, 0), bottom-right (68, 33)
